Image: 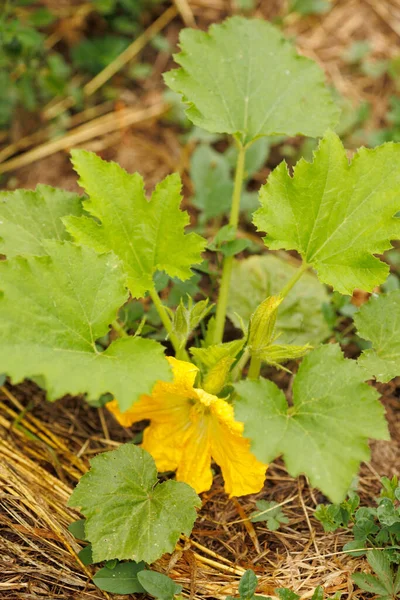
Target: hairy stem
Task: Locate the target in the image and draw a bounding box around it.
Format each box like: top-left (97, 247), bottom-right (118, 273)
top-left (213, 144), bottom-right (246, 344)
top-left (149, 286), bottom-right (189, 360)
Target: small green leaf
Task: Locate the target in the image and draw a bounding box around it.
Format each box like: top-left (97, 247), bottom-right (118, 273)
top-left (92, 561), bottom-right (146, 594)
top-left (0, 242), bottom-right (171, 411)
top-left (228, 254), bottom-right (330, 345)
top-left (68, 444), bottom-right (201, 564)
top-left (68, 519), bottom-right (87, 540)
top-left (355, 292), bottom-right (400, 383)
top-left (254, 131), bottom-right (400, 295)
top-left (78, 544), bottom-right (93, 565)
top-left (137, 570), bottom-right (183, 600)
top-left (250, 500), bottom-right (289, 531)
top-left (275, 589), bottom-right (300, 600)
top-left (377, 498), bottom-right (400, 527)
top-left (0, 185), bottom-right (82, 258)
top-left (164, 17), bottom-right (338, 144)
top-left (238, 570), bottom-right (258, 600)
top-left (64, 151), bottom-right (206, 298)
top-left (234, 345), bottom-right (389, 502)
top-left (311, 587), bottom-right (325, 600)
top-left (191, 339), bottom-right (245, 371)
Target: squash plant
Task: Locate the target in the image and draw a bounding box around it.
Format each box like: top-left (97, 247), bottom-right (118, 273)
top-left (1, 17), bottom-right (400, 568)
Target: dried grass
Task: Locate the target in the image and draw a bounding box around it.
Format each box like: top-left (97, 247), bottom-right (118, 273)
top-left (0, 380), bottom-right (398, 599)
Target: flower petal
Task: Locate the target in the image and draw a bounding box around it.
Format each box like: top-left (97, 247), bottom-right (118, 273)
top-left (176, 406), bottom-right (213, 494)
top-left (206, 393), bottom-right (267, 497)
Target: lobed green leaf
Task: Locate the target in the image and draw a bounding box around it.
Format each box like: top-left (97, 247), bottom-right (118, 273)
top-left (0, 241), bottom-right (171, 410)
top-left (64, 150), bottom-right (206, 298)
top-left (234, 344), bottom-right (389, 502)
top-left (254, 131), bottom-right (400, 294)
top-left (164, 17), bottom-right (338, 144)
top-left (69, 444), bottom-right (201, 564)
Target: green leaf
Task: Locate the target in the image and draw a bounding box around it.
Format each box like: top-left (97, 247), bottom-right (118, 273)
top-left (137, 571), bottom-right (183, 600)
top-left (250, 500), bottom-right (289, 531)
top-left (64, 151), bottom-right (206, 298)
top-left (0, 185), bottom-right (82, 258)
top-left (355, 292), bottom-right (400, 383)
top-left (239, 570), bottom-right (258, 600)
top-left (311, 587), bottom-right (325, 600)
top-left (254, 131), bottom-right (400, 295)
top-left (92, 561), bottom-right (146, 594)
top-left (164, 17), bottom-right (338, 145)
top-left (228, 254), bottom-right (330, 345)
top-left (234, 344), bottom-right (389, 502)
top-left (190, 144), bottom-right (233, 221)
top-left (0, 242), bottom-right (171, 410)
top-left (68, 519), bottom-right (87, 540)
top-left (351, 573), bottom-right (390, 596)
top-left (78, 544), bottom-right (93, 565)
top-left (377, 498), bottom-right (400, 527)
top-left (68, 444), bottom-right (201, 564)
top-left (367, 550), bottom-right (395, 593)
top-left (275, 589), bottom-right (300, 600)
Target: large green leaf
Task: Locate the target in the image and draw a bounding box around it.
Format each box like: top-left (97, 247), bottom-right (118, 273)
top-left (227, 254), bottom-right (330, 345)
top-left (254, 131), bottom-right (400, 294)
top-left (0, 185), bottom-right (82, 257)
top-left (64, 150), bottom-right (206, 298)
top-left (69, 444), bottom-right (201, 564)
top-left (164, 17), bottom-right (338, 144)
top-left (355, 291), bottom-right (400, 383)
top-left (0, 241), bottom-right (171, 410)
top-left (234, 344), bottom-right (388, 502)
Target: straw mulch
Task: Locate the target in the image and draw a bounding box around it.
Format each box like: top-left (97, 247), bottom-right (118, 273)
top-left (1, 0), bottom-right (400, 598)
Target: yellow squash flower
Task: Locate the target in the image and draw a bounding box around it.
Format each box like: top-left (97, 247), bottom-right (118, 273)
top-left (107, 357), bottom-right (267, 497)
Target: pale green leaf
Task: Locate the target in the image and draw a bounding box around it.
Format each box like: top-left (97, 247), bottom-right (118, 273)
top-left (254, 131), bottom-right (400, 294)
top-left (234, 344), bottom-right (388, 502)
top-left (164, 17), bottom-right (338, 144)
top-left (355, 292), bottom-right (400, 383)
top-left (0, 185), bottom-right (82, 257)
top-left (69, 444), bottom-right (201, 564)
top-left (227, 254), bottom-right (330, 345)
top-left (64, 150), bottom-right (206, 298)
top-left (0, 241), bottom-right (171, 410)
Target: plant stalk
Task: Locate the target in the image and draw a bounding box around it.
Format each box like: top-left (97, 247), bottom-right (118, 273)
top-left (247, 355), bottom-right (261, 380)
top-left (279, 261), bottom-right (309, 299)
top-left (112, 320), bottom-right (129, 338)
top-left (213, 144), bottom-right (246, 345)
top-left (149, 286), bottom-right (189, 360)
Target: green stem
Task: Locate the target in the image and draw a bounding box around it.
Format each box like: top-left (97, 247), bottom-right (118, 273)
top-left (279, 262), bottom-right (309, 299)
top-left (149, 286), bottom-right (189, 361)
top-left (112, 320), bottom-right (129, 338)
top-left (247, 355), bottom-right (261, 380)
top-left (213, 144), bottom-right (246, 345)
